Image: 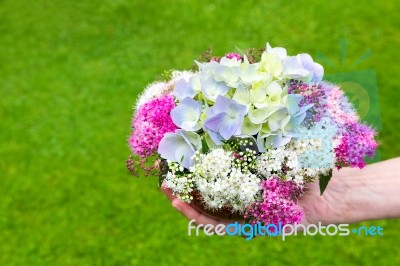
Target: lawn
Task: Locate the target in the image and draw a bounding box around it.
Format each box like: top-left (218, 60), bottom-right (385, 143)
top-left (1, 0), bottom-right (400, 265)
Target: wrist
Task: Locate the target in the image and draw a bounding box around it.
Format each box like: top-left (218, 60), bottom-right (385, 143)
top-left (325, 158), bottom-right (400, 224)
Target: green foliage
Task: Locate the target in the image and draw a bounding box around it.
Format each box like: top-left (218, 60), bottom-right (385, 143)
top-left (319, 170), bottom-right (333, 195)
top-left (244, 47), bottom-right (266, 63)
top-left (201, 137), bottom-right (210, 154)
top-left (1, 0), bottom-right (400, 265)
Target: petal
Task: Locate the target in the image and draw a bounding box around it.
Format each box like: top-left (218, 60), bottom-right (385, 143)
top-left (200, 77), bottom-right (229, 102)
top-left (171, 97), bottom-right (202, 131)
top-left (207, 130), bottom-right (223, 145)
top-left (298, 54), bottom-right (324, 83)
top-left (215, 65), bottom-right (241, 83)
top-left (241, 116), bottom-right (262, 135)
top-left (175, 145), bottom-right (194, 167)
top-left (256, 132), bottom-right (276, 152)
top-left (204, 132), bottom-right (219, 149)
top-left (266, 42), bottom-right (287, 60)
top-left (272, 131), bottom-right (283, 147)
top-left (281, 115), bottom-right (291, 130)
top-left (232, 85), bottom-right (251, 108)
top-left (189, 75), bottom-right (202, 92)
top-left (283, 56), bottom-right (310, 79)
top-left (280, 135), bottom-right (292, 146)
top-left (228, 99), bottom-right (247, 117)
top-left (251, 85), bottom-right (268, 100)
top-left (219, 118), bottom-right (239, 140)
top-left (297, 103), bottom-right (314, 115)
top-left (285, 94), bottom-right (302, 115)
top-left (158, 132), bottom-right (188, 162)
top-left (219, 56), bottom-right (241, 67)
top-left (298, 53), bottom-right (314, 69)
top-left (204, 112), bottom-right (226, 131)
top-left (180, 130), bottom-right (202, 150)
top-left (248, 107), bottom-right (269, 124)
top-left (266, 81), bottom-right (283, 96)
top-left (312, 62), bottom-right (324, 83)
top-left (260, 53), bottom-right (283, 77)
top-left (158, 130), bottom-right (202, 168)
top-left (173, 78), bottom-right (196, 100)
top-left (240, 63), bottom-right (261, 84)
top-left (268, 108), bottom-right (289, 131)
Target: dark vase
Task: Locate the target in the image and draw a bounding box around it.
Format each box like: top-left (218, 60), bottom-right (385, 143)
top-left (190, 190), bottom-right (244, 221)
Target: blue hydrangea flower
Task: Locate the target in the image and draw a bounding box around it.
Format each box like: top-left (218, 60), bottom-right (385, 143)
top-left (283, 54), bottom-right (324, 83)
top-left (171, 97), bottom-right (202, 131)
top-left (297, 53), bottom-right (324, 83)
top-left (200, 76), bottom-right (229, 102)
top-left (158, 130), bottom-right (202, 168)
top-left (173, 78), bottom-right (196, 101)
top-left (204, 96), bottom-right (247, 144)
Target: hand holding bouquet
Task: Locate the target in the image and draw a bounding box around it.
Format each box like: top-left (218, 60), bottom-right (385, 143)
top-left (127, 43), bottom-right (378, 226)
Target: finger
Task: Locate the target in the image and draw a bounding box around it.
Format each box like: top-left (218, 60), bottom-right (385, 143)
top-left (161, 183), bottom-right (239, 227)
top-left (161, 184), bottom-right (220, 225)
top-left (160, 182), bottom-right (177, 202)
top-left (161, 183), bottom-right (219, 225)
top-left (172, 198), bottom-right (231, 227)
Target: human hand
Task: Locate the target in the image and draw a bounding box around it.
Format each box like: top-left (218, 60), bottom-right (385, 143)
top-left (161, 183), bottom-right (236, 227)
top-left (161, 158), bottom-right (400, 227)
top-left (161, 179), bottom-right (333, 227)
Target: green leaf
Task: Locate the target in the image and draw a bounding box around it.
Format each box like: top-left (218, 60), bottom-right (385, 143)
top-left (202, 137), bottom-right (210, 154)
top-left (319, 169), bottom-right (333, 195)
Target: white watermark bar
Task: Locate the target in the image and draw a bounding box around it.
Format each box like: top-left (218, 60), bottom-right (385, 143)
top-left (188, 220), bottom-right (384, 241)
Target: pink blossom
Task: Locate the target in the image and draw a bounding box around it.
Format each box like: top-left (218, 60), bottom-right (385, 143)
top-left (225, 53), bottom-right (242, 61)
top-left (129, 94), bottom-right (177, 157)
top-left (244, 177), bottom-right (304, 226)
top-left (335, 123), bottom-right (378, 169)
top-left (288, 80), bottom-right (326, 122)
top-left (324, 85), bottom-right (359, 125)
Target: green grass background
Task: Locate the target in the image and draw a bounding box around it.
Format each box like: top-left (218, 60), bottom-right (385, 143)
top-left (1, 0), bottom-right (399, 265)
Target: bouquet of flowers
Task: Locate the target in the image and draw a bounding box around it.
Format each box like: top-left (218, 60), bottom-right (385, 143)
top-left (127, 43), bottom-right (378, 225)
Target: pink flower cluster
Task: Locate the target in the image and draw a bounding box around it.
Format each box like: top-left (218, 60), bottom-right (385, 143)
top-left (225, 53), bottom-right (242, 61)
top-left (335, 123), bottom-right (378, 169)
top-left (323, 85), bottom-right (359, 125)
top-left (244, 177), bottom-right (304, 226)
top-left (288, 80), bottom-right (326, 122)
top-left (129, 95), bottom-right (177, 157)
top-left (289, 80), bottom-right (378, 170)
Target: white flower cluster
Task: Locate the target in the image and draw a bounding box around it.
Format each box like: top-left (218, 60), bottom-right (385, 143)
top-left (135, 70), bottom-right (194, 110)
top-left (135, 81), bottom-right (170, 110)
top-left (191, 149), bottom-right (261, 211)
top-left (164, 161), bottom-right (194, 203)
top-left (256, 147), bottom-right (304, 183)
top-left (191, 149), bottom-right (232, 177)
